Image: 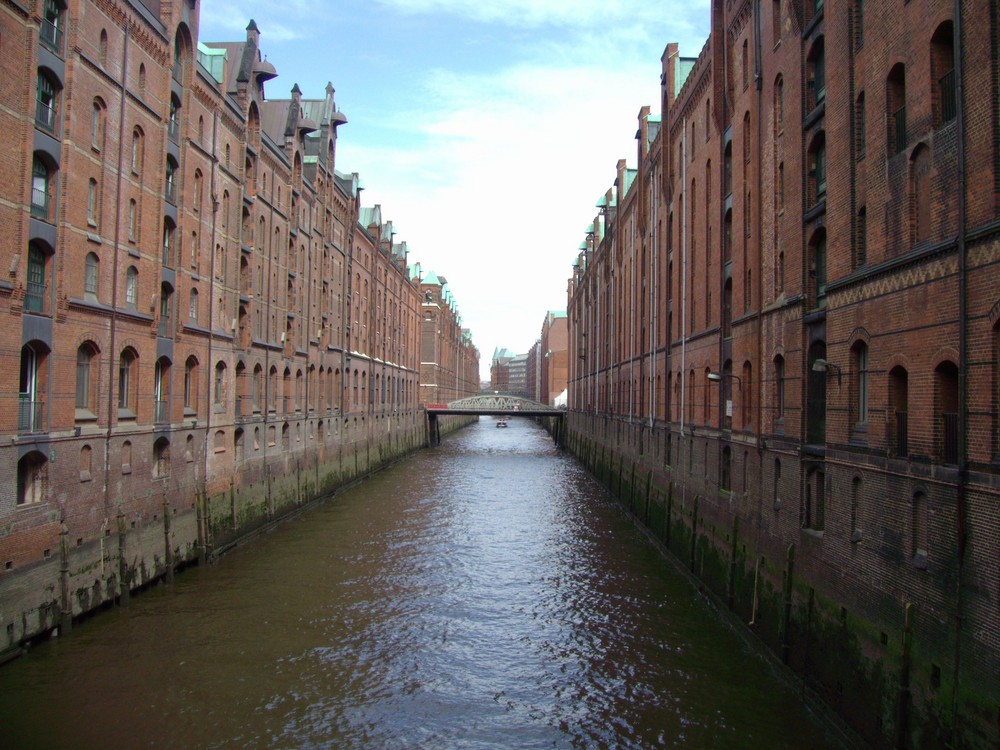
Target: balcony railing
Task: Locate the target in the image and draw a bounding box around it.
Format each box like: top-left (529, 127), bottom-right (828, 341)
top-left (18, 396), bottom-right (44, 433)
top-left (31, 187), bottom-right (50, 219)
top-left (40, 19), bottom-right (62, 52)
top-left (941, 412), bottom-right (958, 465)
top-left (167, 119), bottom-right (179, 143)
top-left (893, 410), bottom-right (908, 458)
top-left (153, 399), bottom-right (169, 424)
top-left (939, 70), bottom-right (956, 124)
top-left (158, 316), bottom-right (170, 338)
top-left (892, 106), bottom-right (907, 155)
top-left (35, 99), bottom-right (56, 131)
top-left (24, 280), bottom-right (46, 313)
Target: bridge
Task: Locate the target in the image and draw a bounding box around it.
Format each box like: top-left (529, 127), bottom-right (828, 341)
top-left (425, 395), bottom-right (565, 447)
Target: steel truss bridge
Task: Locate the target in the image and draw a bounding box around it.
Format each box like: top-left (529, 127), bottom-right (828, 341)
top-left (424, 395), bottom-right (565, 446)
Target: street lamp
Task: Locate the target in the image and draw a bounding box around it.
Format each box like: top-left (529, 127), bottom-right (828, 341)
top-left (707, 371), bottom-right (742, 388)
top-left (811, 358), bottom-right (841, 385)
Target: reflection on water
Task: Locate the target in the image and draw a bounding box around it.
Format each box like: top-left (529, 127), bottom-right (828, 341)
top-left (0, 418), bottom-right (845, 749)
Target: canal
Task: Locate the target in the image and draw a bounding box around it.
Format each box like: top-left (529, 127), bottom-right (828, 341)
top-left (0, 419), bottom-right (849, 749)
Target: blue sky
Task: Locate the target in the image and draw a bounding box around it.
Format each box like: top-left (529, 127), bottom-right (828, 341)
top-left (197, 0), bottom-right (710, 380)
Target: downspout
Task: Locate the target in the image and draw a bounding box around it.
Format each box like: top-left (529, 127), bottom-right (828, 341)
top-left (680, 116), bottom-right (688, 434)
top-left (202, 110), bottom-right (219, 516)
top-left (754, 0), bottom-right (764, 452)
top-left (103, 22), bottom-right (129, 595)
top-left (950, 0), bottom-right (967, 734)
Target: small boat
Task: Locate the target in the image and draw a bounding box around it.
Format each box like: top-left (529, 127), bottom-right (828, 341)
top-left (496, 418), bottom-right (508, 428)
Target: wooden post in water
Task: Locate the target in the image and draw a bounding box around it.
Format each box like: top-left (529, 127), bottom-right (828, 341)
top-left (780, 543), bottom-right (795, 664)
top-left (897, 601), bottom-right (914, 749)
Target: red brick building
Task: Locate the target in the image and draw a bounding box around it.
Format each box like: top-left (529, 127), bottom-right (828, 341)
top-left (0, 1), bottom-right (427, 652)
top-left (539, 311), bottom-right (568, 406)
top-left (417, 269), bottom-right (479, 405)
top-left (568, 1), bottom-right (999, 746)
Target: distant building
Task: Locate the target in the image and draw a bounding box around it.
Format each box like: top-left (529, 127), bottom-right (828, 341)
top-left (539, 311), bottom-right (567, 406)
top-left (417, 270), bottom-right (479, 405)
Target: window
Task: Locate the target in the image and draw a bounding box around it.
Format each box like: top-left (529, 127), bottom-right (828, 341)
top-left (214, 361), bottom-right (226, 407)
top-left (87, 178), bottom-right (98, 226)
top-left (158, 283), bottom-right (172, 337)
top-left (84, 252), bottom-right (99, 299)
top-left (17, 453), bottom-right (47, 506)
top-left (193, 170), bottom-right (202, 212)
top-left (31, 156), bottom-right (52, 220)
top-left (168, 95), bottom-right (180, 141)
top-left (75, 343), bottom-right (96, 413)
top-left (118, 348), bottom-right (137, 412)
top-left (190, 231), bottom-right (199, 269)
top-left (165, 156), bottom-right (178, 203)
top-left (808, 133), bottom-right (826, 205)
top-left (25, 243), bottom-right (47, 313)
top-left (126, 199), bottom-right (137, 242)
top-left (855, 92), bottom-right (866, 159)
top-left (184, 356), bottom-right (198, 413)
top-left (808, 230), bottom-right (827, 307)
top-left (91, 99), bottom-right (105, 150)
top-left (162, 219), bottom-right (175, 266)
top-left (774, 355), bottom-right (785, 421)
top-left (188, 287), bottom-right (198, 321)
top-left (721, 446), bottom-right (732, 491)
top-left (850, 477), bottom-right (862, 542)
top-left (742, 39), bottom-right (749, 90)
top-left (131, 127), bottom-right (143, 174)
top-left (889, 366), bottom-right (909, 457)
top-left (935, 360), bottom-right (959, 464)
top-left (806, 37), bottom-right (825, 110)
top-left (153, 438), bottom-right (170, 478)
top-left (40, 0), bottom-right (64, 52)
top-left (153, 357), bottom-right (170, 423)
top-left (804, 467), bottom-right (825, 531)
top-left (887, 64), bottom-right (907, 155)
top-left (99, 29), bottom-right (107, 66)
top-left (912, 491), bottom-right (928, 565)
top-left (125, 266), bottom-right (137, 307)
top-left (931, 23), bottom-right (955, 127)
top-left (138, 63), bottom-right (146, 91)
top-left (853, 341), bottom-right (869, 426)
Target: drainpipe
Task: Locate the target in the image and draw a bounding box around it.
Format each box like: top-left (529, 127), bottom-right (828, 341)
top-left (951, 0), bottom-right (967, 735)
top-left (680, 116), bottom-right (688, 434)
top-left (103, 23), bottom-right (129, 603)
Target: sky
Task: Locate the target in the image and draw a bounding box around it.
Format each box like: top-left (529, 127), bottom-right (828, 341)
top-left (197, 0), bottom-right (710, 381)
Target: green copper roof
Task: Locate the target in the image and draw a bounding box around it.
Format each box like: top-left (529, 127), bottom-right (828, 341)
top-left (676, 57), bottom-right (697, 93)
top-left (197, 42), bottom-right (226, 84)
top-left (423, 270), bottom-right (441, 286)
top-left (621, 168), bottom-right (638, 195)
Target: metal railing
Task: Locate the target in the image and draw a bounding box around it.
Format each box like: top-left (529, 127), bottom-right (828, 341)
top-left (941, 412), bottom-right (958, 464)
top-left (24, 281), bottom-right (46, 312)
top-left (892, 106), bottom-right (906, 155)
top-left (154, 399), bottom-right (169, 424)
top-left (18, 396), bottom-right (44, 433)
top-left (40, 19), bottom-right (62, 52)
top-left (939, 70), bottom-right (956, 124)
top-left (35, 98), bottom-right (56, 130)
top-left (893, 410), bottom-right (908, 458)
top-left (31, 187), bottom-right (50, 219)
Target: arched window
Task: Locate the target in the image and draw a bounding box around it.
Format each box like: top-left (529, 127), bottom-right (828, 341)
top-left (25, 242), bottom-right (49, 313)
top-left (162, 218), bottom-right (175, 266)
top-left (79, 444), bottom-right (92, 481)
top-left (125, 265), bottom-right (138, 307)
top-left (84, 252), bottom-right (99, 300)
top-left (91, 98), bottom-right (106, 150)
top-left (138, 63), bottom-right (146, 91)
top-left (35, 70), bottom-right (59, 130)
top-left (193, 170), bottom-right (202, 213)
top-left (128, 199), bottom-right (138, 241)
top-left (252, 364), bottom-right (263, 412)
top-left (168, 94), bottom-right (180, 141)
top-left (773, 75), bottom-right (783, 134)
top-left (153, 356), bottom-right (170, 423)
top-left (806, 37), bottom-right (825, 110)
top-left (935, 360), bottom-right (959, 464)
top-left (153, 437), bottom-right (170, 477)
top-left (87, 178), bottom-right (99, 227)
top-left (188, 287), bottom-right (198, 321)
top-left (887, 63), bottom-right (907, 155)
top-left (17, 452), bottom-right (47, 505)
top-left (99, 29), bottom-right (108, 66)
top-left (889, 365), bottom-right (909, 457)
top-left (165, 155), bottom-right (178, 202)
top-left (184, 356), bottom-right (198, 413)
top-left (852, 341), bottom-right (869, 427)
top-left (721, 446), bottom-right (732, 491)
top-left (931, 22), bottom-right (955, 127)
top-left (75, 343), bottom-right (98, 414)
top-left (131, 127), bottom-right (143, 174)
top-left (807, 132), bottom-right (826, 205)
top-left (214, 361), bottom-right (226, 406)
top-left (31, 155), bottom-right (53, 220)
top-left (742, 39), bottom-right (749, 90)
top-left (774, 355), bottom-right (785, 423)
top-left (40, 0), bottom-right (65, 52)
top-left (804, 466), bottom-right (825, 531)
top-left (118, 348), bottom-right (138, 414)
top-left (808, 229), bottom-right (827, 308)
